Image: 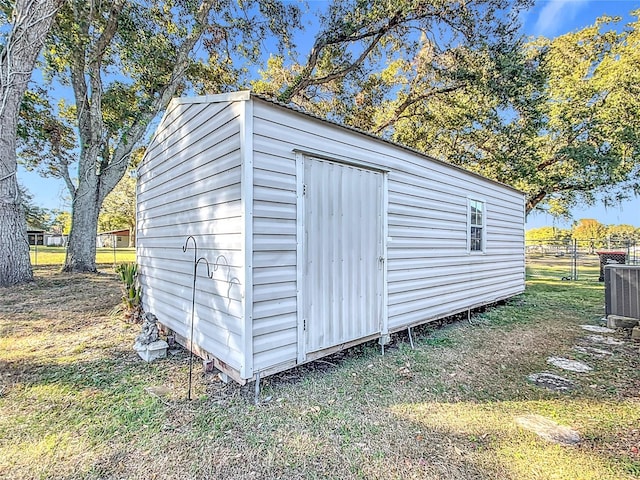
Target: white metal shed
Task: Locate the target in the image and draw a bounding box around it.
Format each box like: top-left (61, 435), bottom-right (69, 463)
top-left (136, 91), bottom-right (525, 384)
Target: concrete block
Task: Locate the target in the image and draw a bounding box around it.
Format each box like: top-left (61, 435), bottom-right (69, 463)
top-left (631, 326), bottom-right (640, 342)
top-left (607, 315), bottom-right (640, 329)
top-left (134, 340), bottom-right (169, 362)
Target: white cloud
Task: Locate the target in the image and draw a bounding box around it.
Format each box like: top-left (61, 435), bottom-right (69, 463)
top-left (529, 0), bottom-right (591, 37)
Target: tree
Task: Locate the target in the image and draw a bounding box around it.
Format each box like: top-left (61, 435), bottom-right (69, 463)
top-left (607, 224), bottom-right (638, 241)
top-left (520, 14), bottom-right (640, 214)
top-left (98, 172), bottom-right (136, 246)
top-left (254, 0), bottom-right (531, 124)
top-left (0, 0), bottom-right (63, 286)
top-left (525, 226), bottom-right (571, 244)
top-left (19, 184), bottom-right (52, 231)
top-left (49, 209), bottom-right (71, 235)
top-left (572, 219), bottom-right (607, 251)
top-left (256, 7), bottom-right (640, 218)
top-left (390, 13), bottom-right (640, 216)
top-left (30, 0), bottom-right (299, 272)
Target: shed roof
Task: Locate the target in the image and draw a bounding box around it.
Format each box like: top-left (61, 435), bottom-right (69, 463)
top-left (167, 91), bottom-right (523, 195)
top-left (98, 229), bottom-right (130, 236)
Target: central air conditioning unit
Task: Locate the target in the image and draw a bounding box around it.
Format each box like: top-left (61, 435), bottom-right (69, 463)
top-left (604, 265), bottom-right (640, 321)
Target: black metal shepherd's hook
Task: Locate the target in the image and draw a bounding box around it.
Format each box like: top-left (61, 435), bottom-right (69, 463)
top-left (183, 235), bottom-right (213, 401)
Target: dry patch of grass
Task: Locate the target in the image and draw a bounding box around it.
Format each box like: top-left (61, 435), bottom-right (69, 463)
top-left (1, 264), bottom-right (639, 479)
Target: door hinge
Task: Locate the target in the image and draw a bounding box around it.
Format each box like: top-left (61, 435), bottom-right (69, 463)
top-left (302, 184), bottom-right (307, 195)
top-left (303, 318), bottom-right (307, 330)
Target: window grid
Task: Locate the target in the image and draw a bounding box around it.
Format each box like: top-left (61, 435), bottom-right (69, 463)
top-left (469, 199), bottom-right (484, 252)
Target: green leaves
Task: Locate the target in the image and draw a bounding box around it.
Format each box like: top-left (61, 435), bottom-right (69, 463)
top-left (115, 262), bottom-right (141, 314)
top-left (256, 4), bottom-right (638, 219)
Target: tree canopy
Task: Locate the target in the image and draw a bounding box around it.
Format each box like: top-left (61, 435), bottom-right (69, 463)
top-left (9, 1), bottom-right (640, 281)
top-left (20, 0), bottom-right (301, 272)
top-left (527, 220), bottom-right (640, 244)
top-left (254, 7), bottom-right (640, 217)
top-left (1, 0), bottom-right (64, 286)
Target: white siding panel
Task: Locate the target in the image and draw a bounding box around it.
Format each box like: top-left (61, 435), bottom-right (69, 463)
top-left (254, 251), bottom-right (296, 267)
top-left (252, 104), bottom-right (518, 202)
top-left (253, 266), bottom-right (297, 285)
top-left (142, 103), bottom-right (207, 164)
top-left (251, 98), bottom-right (524, 348)
top-left (253, 282), bottom-right (297, 303)
top-left (144, 295), bottom-right (243, 369)
top-left (142, 94), bottom-right (525, 380)
top-left (137, 247), bottom-right (243, 267)
top-left (254, 201), bottom-right (296, 220)
top-left (139, 194), bottom-right (241, 225)
top-left (253, 313), bottom-right (297, 337)
top-left (250, 137), bottom-right (299, 370)
top-left (253, 343), bottom-right (297, 371)
top-left (138, 256), bottom-right (242, 285)
top-left (140, 152), bottom-right (240, 202)
top-left (254, 168), bottom-right (296, 191)
top-left (253, 297), bottom-right (297, 318)
top-left (138, 100), bottom-right (245, 373)
top-left (139, 108), bottom-right (241, 193)
top-left (138, 268), bottom-right (244, 305)
top-left (388, 283), bottom-right (524, 329)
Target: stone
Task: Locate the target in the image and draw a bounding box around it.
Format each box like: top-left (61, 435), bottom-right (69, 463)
top-left (527, 372), bottom-right (575, 391)
top-left (632, 326), bottom-right (640, 341)
top-left (515, 414), bottom-right (580, 445)
top-left (145, 385), bottom-right (172, 397)
top-left (134, 339), bottom-right (169, 362)
top-left (572, 345), bottom-right (613, 357)
top-left (136, 312), bottom-right (160, 345)
top-left (607, 315), bottom-right (640, 329)
top-left (584, 335), bottom-right (624, 345)
top-left (547, 356), bottom-right (592, 373)
top-left (580, 325), bottom-right (615, 334)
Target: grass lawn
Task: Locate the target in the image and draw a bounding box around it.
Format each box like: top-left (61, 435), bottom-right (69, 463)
top-left (1, 261), bottom-right (639, 479)
top-left (29, 246), bottom-right (136, 266)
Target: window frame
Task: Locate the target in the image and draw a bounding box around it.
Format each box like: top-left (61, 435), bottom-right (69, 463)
top-left (467, 198), bottom-right (486, 254)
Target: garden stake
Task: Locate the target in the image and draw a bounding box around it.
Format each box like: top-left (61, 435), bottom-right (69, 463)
top-left (183, 235), bottom-right (213, 401)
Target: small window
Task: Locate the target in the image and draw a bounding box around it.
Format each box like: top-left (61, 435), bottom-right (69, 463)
top-left (468, 199), bottom-right (485, 252)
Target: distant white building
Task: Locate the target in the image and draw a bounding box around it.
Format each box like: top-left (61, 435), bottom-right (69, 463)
top-left (97, 229), bottom-right (131, 248)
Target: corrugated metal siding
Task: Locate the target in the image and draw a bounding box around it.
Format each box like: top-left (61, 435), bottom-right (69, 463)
top-left (303, 158), bottom-right (383, 353)
top-left (251, 99), bottom-right (524, 343)
top-left (137, 101), bottom-right (245, 371)
top-left (605, 265), bottom-right (640, 319)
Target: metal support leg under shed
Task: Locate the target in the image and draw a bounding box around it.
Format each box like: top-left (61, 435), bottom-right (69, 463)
top-left (254, 371), bottom-right (261, 405)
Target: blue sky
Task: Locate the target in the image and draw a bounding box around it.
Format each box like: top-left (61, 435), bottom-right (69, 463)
top-left (17, 0), bottom-right (640, 228)
top-left (521, 0), bottom-right (640, 228)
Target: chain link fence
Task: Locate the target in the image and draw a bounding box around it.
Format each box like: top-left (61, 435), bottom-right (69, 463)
top-left (525, 238), bottom-right (639, 281)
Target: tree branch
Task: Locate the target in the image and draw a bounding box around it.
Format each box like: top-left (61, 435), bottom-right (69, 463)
top-left (278, 11), bottom-right (405, 103)
top-left (373, 83), bottom-right (464, 134)
top-left (99, 0), bottom-right (216, 197)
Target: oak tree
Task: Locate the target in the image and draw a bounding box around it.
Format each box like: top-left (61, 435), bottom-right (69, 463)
top-left (0, 0), bottom-right (64, 285)
top-left (33, 0), bottom-right (299, 272)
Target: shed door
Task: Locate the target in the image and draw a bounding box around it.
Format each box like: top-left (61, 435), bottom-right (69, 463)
top-left (303, 157), bottom-right (384, 354)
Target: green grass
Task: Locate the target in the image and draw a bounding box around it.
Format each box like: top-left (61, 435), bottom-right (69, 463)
top-left (1, 262), bottom-right (639, 479)
top-left (29, 246), bottom-right (136, 266)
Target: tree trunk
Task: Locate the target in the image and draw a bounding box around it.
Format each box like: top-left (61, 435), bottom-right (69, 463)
top-left (128, 224), bottom-right (135, 248)
top-left (0, 148), bottom-right (32, 286)
top-left (0, 78), bottom-right (31, 286)
top-left (63, 186), bottom-right (101, 272)
top-left (0, 0), bottom-right (63, 286)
